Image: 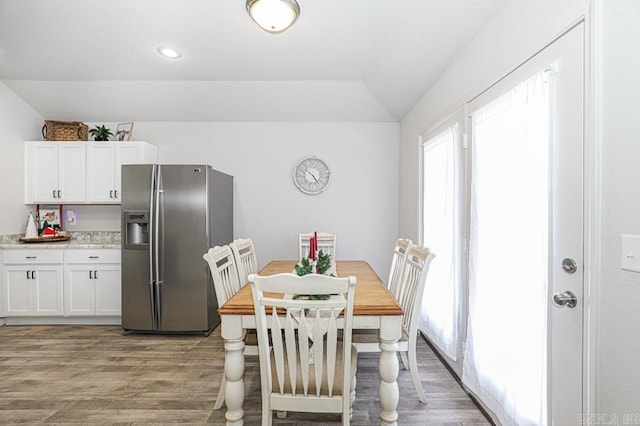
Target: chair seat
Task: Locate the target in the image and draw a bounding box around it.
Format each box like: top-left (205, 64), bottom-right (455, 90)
top-left (271, 342), bottom-right (357, 397)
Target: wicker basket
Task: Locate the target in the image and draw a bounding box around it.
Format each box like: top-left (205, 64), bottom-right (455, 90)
top-left (42, 120), bottom-right (89, 141)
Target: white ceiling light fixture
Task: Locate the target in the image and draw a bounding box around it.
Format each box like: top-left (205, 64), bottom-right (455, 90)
top-left (246, 0), bottom-right (300, 34)
top-left (157, 46), bottom-right (182, 59)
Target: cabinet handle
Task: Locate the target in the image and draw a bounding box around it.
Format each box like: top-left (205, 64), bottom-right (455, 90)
top-left (53, 190), bottom-right (57, 198)
top-left (114, 190), bottom-right (118, 199)
top-left (26, 271), bottom-right (30, 279)
top-left (31, 271), bottom-right (36, 279)
top-left (25, 256), bottom-right (36, 259)
top-left (94, 270), bottom-right (98, 279)
top-left (110, 190), bottom-right (114, 199)
top-left (57, 190), bottom-right (61, 198)
top-left (89, 271), bottom-right (93, 279)
top-left (89, 256), bottom-right (99, 259)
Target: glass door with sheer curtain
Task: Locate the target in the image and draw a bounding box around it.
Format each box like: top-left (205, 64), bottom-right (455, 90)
top-left (420, 23), bottom-right (584, 425)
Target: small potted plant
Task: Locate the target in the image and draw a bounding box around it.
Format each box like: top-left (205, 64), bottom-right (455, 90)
top-left (89, 125), bottom-right (113, 141)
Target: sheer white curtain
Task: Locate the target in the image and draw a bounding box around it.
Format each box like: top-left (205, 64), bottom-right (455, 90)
top-left (462, 71), bottom-right (550, 425)
top-left (420, 126), bottom-right (459, 360)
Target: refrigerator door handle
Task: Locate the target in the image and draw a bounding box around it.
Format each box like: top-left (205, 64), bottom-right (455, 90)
top-left (148, 165), bottom-right (158, 330)
top-left (155, 187), bottom-right (164, 329)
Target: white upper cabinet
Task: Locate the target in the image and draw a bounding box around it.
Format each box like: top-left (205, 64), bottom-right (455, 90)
top-left (25, 142), bottom-right (86, 203)
top-left (86, 142), bottom-right (157, 203)
top-left (25, 141), bottom-right (157, 204)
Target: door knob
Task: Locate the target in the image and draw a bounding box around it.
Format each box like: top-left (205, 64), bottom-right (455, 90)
top-left (553, 290), bottom-right (577, 308)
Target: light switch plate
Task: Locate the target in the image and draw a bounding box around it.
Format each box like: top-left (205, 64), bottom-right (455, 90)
top-left (621, 234), bottom-right (640, 273)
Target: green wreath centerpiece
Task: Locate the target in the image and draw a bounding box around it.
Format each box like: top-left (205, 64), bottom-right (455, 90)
top-left (293, 250), bottom-right (335, 301)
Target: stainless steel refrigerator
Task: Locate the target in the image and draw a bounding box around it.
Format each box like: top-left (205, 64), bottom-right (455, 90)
top-left (121, 164), bottom-right (233, 335)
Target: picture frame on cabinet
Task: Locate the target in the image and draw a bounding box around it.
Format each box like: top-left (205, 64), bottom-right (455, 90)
top-left (39, 206), bottom-right (60, 229)
top-left (116, 122), bottom-right (134, 141)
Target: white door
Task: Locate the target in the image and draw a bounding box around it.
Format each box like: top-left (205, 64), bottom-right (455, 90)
top-left (29, 143), bottom-right (59, 203)
top-left (95, 265), bottom-right (121, 315)
top-left (33, 266), bottom-right (64, 316)
top-left (64, 265), bottom-right (96, 315)
top-left (86, 143), bottom-right (116, 203)
top-left (57, 143), bottom-right (86, 203)
top-left (463, 24), bottom-right (583, 424)
top-left (114, 143), bottom-right (143, 203)
top-left (4, 266), bottom-right (33, 315)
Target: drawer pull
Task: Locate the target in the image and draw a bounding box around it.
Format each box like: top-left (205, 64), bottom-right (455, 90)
top-left (89, 256), bottom-right (100, 259)
top-left (25, 256), bottom-right (37, 259)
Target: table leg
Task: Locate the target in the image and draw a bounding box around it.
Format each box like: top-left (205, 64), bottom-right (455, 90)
top-left (379, 315), bottom-right (401, 425)
top-left (221, 315), bottom-right (245, 426)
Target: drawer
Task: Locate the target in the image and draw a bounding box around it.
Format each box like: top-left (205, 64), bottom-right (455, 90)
top-left (64, 249), bottom-right (121, 264)
top-left (3, 249), bottom-right (64, 264)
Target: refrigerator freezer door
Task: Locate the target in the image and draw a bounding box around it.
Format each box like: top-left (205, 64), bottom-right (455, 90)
top-left (121, 164), bottom-right (157, 331)
top-left (156, 165), bottom-right (213, 332)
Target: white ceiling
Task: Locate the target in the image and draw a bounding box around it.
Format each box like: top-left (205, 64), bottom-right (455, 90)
top-left (0, 0), bottom-right (506, 122)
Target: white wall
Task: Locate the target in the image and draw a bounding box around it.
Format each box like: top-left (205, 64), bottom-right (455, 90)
top-left (137, 122), bottom-right (399, 277)
top-left (598, 0), bottom-right (640, 414)
top-left (0, 83), bottom-right (43, 235)
top-left (7, 118), bottom-right (399, 279)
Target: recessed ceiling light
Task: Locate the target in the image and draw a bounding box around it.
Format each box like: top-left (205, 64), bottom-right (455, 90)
top-left (157, 46), bottom-right (182, 59)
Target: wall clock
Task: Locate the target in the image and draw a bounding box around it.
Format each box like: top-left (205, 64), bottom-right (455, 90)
top-left (293, 156), bottom-right (331, 195)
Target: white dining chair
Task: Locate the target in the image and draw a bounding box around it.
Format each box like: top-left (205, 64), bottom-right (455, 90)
top-left (351, 238), bottom-right (412, 353)
top-left (203, 245), bottom-right (259, 410)
top-left (352, 243), bottom-right (435, 404)
top-left (299, 232), bottom-right (337, 260)
top-left (230, 237), bottom-right (258, 287)
top-left (248, 272), bottom-right (357, 425)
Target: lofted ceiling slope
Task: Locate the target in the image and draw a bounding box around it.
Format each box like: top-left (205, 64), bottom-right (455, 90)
top-left (0, 0), bottom-right (506, 122)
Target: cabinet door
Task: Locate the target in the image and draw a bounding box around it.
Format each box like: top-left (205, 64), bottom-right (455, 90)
top-left (26, 142), bottom-right (86, 203)
top-left (64, 265), bottom-right (96, 315)
top-left (4, 266), bottom-right (32, 316)
top-left (58, 143), bottom-right (86, 202)
top-left (33, 266), bottom-right (64, 316)
top-left (95, 265), bottom-right (121, 315)
top-left (29, 143), bottom-right (59, 203)
top-left (114, 143), bottom-right (145, 203)
top-left (86, 144), bottom-right (116, 203)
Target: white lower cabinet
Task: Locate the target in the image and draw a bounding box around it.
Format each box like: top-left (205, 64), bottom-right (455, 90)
top-left (64, 250), bottom-right (121, 316)
top-left (3, 250), bottom-right (64, 316)
top-left (1, 248), bottom-right (121, 323)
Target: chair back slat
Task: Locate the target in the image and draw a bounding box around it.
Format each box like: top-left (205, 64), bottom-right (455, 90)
top-left (230, 238), bottom-right (258, 287)
top-left (298, 312), bottom-right (310, 394)
top-left (249, 272), bottom-right (356, 415)
top-left (271, 306), bottom-right (285, 394)
top-left (299, 232), bottom-right (337, 261)
top-left (203, 245), bottom-right (241, 307)
top-left (388, 238), bottom-right (412, 299)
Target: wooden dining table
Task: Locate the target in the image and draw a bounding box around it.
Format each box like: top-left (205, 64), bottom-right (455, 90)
top-left (218, 260), bottom-right (404, 426)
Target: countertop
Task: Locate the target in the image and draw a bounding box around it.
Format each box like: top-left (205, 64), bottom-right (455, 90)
top-left (0, 231), bottom-right (121, 249)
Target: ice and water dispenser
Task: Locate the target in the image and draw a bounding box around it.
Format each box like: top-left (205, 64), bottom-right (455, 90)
top-left (124, 210), bottom-right (149, 248)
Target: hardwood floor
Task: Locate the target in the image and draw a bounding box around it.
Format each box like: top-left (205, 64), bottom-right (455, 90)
top-left (0, 325), bottom-right (490, 425)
